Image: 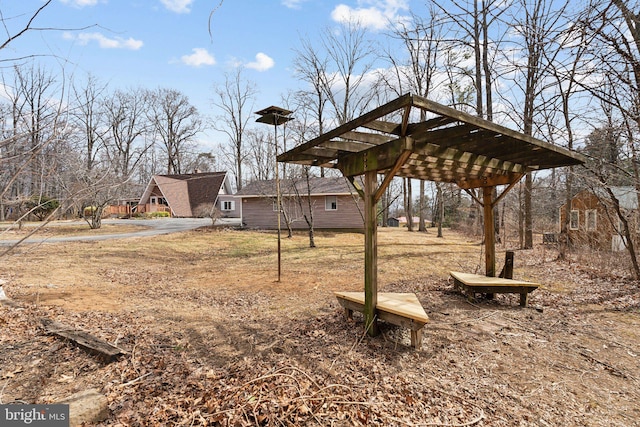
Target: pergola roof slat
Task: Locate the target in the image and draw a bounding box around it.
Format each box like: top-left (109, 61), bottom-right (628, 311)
top-left (278, 94), bottom-right (585, 184)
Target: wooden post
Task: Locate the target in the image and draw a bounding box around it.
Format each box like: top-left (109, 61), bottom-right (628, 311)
top-left (500, 251), bottom-right (514, 279)
top-left (364, 170), bottom-right (379, 336)
top-left (483, 186), bottom-right (495, 277)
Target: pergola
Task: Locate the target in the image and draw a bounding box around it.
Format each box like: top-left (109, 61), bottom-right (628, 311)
top-left (278, 94), bottom-right (585, 336)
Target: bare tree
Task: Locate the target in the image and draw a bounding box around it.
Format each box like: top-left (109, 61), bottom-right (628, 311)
top-left (0, 62), bottom-right (66, 221)
top-left (380, 11), bottom-right (443, 233)
top-left (499, 0), bottom-right (570, 249)
top-left (541, 21), bottom-right (590, 259)
top-left (212, 68), bottom-right (257, 190)
top-left (319, 20), bottom-right (376, 125)
top-left (246, 128), bottom-right (275, 182)
top-left (70, 74), bottom-right (108, 172)
top-left (148, 88), bottom-right (203, 175)
top-left (293, 36), bottom-right (329, 176)
top-left (101, 87), bottom-right (152, 179)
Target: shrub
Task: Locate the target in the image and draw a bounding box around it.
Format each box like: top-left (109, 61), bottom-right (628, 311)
top-left (146, 211), bottom-right (170, 218)
top-left (27, 195), bottom-right (60, 221)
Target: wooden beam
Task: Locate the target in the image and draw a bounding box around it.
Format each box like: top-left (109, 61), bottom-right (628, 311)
top-left (346, 176), bottom-right (365, 199)
top-left (361, 119), bottom-right (400, 134)
top-left (492, 174), bottom-right (525, 207)
top-left (464, 188), bottom-right (483, 207)
top-left (364, 170), bottom-right (379, 337)
top-left (278, 94), bottom-right (412, 162)
top-left (457, 172), bottom-right (525, 189)
top-left (406, 116), bottom-right (458, 136)
top-left (400, 105), bottom-right (411, 136)
top-left (320, 139), bottom-right (373, 153)
top-left (413, 123), bottom-right (478, 146)
top-left (374, 149), bottom-right (412, 203)
top-left (341, 131), bottom-right (394, 145)
top-left (483, 186), bottom-right (496, 277)
top-left (338, 136), bottom-right (413, 177)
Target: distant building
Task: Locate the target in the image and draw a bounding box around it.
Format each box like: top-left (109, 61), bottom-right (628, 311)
top-left (386, 217), bottom-right (400, 227)
top-left (396, 216), bottom-right (430, 228)
top-left (235, 177), bottom-right (364, 230)
top-left (138, 171), bottom-right (238, 218)
top-left (559, 186), bottom-right (638, 251)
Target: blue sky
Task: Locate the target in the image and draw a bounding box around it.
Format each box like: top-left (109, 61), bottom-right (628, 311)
top-left (1, 0), bottom-right (422, 148)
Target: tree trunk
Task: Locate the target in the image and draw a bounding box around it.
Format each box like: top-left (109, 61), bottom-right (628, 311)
top-left (418, 180), bottom-right (426, 232)
top-left (437, 183), bottom-right (443, 238)
top-left (406, 178), bottom-right (414, 232)
top-left (524, 172), bottom-right (533, 249)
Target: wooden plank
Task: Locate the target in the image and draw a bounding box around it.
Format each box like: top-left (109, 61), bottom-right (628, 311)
top-left (374, 149), bottom-right (412, 203)
top-left (450, 271), bottom-right (540, 287)
top-left (338, 136), bottom-right (413, 177)
top-left (335, 291), bottom-right (428, 349)
top-left (341, 130), bottom-right (394, 145)
top-left (319, 139), bottom-right (373, 153)
top-left (335, 292), bottom-right (429, 324)
top-left (361, 119), bottom-right (401, 134)
top-left (277, 94), bottom-right (413, 162)
top-left (457, 173), bottom-right (524, 189)
top-left (41, 318), bottom-right (125, 362)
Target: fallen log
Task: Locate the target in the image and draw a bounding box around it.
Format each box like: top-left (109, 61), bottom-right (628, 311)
top-left (41, 318), bottom-right (125, 362)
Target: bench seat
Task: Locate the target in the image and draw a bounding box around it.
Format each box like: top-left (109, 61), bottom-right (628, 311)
top-left (334, 291), bottom-right (429, 349)
top-left (450, 271), bottom-right (539, 307)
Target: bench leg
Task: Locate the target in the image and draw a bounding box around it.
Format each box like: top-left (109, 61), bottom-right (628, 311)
top-left (410, 329), bottom-right (422, 350)
top-left (520, 293), bottom-right (528, 307)
top-left (344, 308), bottom-right (353, 320)
top-left (467, 292), bottom-right (476, 303)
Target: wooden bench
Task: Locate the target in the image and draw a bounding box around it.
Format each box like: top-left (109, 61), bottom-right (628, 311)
top-left (334, 292), bottom-right (429, 349)
top-left (450, 271), bottom-right (539, 307)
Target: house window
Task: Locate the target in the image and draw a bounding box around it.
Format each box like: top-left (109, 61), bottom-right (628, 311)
top-left (273, 200), bottom-right (280, 212)
top-left (570, 210), bottom-right (579, 230)
top-left (325, 196), bottom-right (337, 211)
top-left (586, 210), bottom-right (597, 231)
top-left (222, 200), bottom-right (235, 211)
top-left (150, 197), bottom-right (157, 205)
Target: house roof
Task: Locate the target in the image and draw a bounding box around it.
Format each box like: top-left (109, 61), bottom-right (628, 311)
top-left (277, 94), bottom-right (585, 189)
top-left (235, 177), bottom-right (359, 198)
top-left (139, 172), bottom-right (229, 217)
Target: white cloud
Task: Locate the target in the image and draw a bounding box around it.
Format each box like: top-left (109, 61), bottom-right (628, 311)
top-left (60, 0), bottom-right (99, 7)
top-left (64, 32), bottom-right (144, 50)
top-left (181, 48), bottom-right (216, 67)
top-left (331, 0), bottom-right (410, 31)
top-left (281, 0), bottom-right (307, 9)
top-left (246, 52), bottom-right (275, 72)
top-left (160, 0), bottom-right (193, 14)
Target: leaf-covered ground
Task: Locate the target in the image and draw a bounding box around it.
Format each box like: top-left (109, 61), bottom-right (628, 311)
top-left (1, 226), bottom-right (638, 426)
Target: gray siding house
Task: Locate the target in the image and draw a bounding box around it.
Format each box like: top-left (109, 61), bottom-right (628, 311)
top-left (235, 177), bottom-right (364, 230)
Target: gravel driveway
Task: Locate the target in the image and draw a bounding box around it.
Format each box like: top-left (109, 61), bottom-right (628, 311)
top-left (0, 217), bottom-right (241, 245)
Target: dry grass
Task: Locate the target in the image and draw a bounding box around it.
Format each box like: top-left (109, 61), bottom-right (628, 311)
top-left (1, 224), bottom-right (639, 426)
top-left (1, 227), bottom-right (483, 312)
